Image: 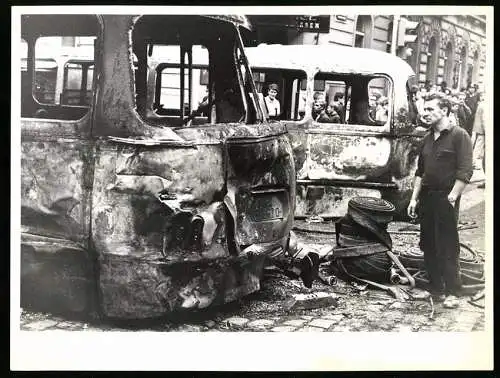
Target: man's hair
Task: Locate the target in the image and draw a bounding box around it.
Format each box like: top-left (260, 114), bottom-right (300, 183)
top-left (313, 91), bottom-right (325, 100)
top-left (410, 84), bottom-right (419, 94)
top-left (424, 92), bottom-right (452, 116)
top-left (334, 92), bottom-right (344, 101)
top-left (268, 83), bottom-right (279, 92)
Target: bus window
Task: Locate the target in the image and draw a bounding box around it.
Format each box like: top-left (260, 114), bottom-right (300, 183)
top-left (312, 81), bottom-right (348, 123)
top-left (62, 61), bottom-right (94, 106)
top-left (250, 68), bottom-right (307, 121)
top-left (34, 36), bottom-right (95, 106)
top-left (148, 44), bottom-right (211, 125)
top-left (367, 77), bottom-right (391, 125)
top-left (23, 16), bottom-right (98, 121)
top-left (21, 39), bottom-right (31, 114)
top-left (313, 72), bottom-right (392, 126)
top-left (133, 15), bottom-right (257, 126)
top-left (33, 54), bottom-right (58, 105)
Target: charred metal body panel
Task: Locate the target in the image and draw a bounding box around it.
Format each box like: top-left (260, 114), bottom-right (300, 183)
top-left (20, 14), bottom-right (295, 319)
top-left (20, 111), bottom-right (97, 314)
top-left (245, 45), bottom-right (427, 220)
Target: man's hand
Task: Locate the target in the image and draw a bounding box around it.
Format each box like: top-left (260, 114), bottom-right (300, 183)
top-left (407, 199), bottom-right (418, 219)
top-left (447, 193), bottom-right (458, 205)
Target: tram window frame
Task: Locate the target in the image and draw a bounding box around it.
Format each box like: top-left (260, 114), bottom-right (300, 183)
top-left (148, 44), bottom-right (212, 125)
top-left (313, 72), bottom-right (393, 127)
top-left (61, 60), bottom-right (95, 106)
top-left (250, 68), bottom-right (308, 121)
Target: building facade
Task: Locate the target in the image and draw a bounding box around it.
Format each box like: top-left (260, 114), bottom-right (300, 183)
top-left (249, 14), bottom-right (487, 90)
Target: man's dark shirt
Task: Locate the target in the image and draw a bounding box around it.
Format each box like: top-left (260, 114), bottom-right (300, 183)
top-left (415, 124), bottom-right (473, 191)
top-left (465, 93), bottom-right (479, 116)
top-left (457, 103), bottom-right (473, 135)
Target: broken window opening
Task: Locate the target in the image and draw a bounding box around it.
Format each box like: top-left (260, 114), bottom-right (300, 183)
top-left (21, 14), bottom-right (99, 120)
top-left (248, 68), bottom-right (307, 121)
top-left (132, 15), bottom-right (258, 127)
top-left (62, 61), bottom-right (94, 106)
top-left (313, 72), bottom-right (392, 126)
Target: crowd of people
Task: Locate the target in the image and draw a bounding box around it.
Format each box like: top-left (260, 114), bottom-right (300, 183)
top-left (312, 91), bottom-right (345, 123)
top-left (409, 81), bottom-right (486, 184)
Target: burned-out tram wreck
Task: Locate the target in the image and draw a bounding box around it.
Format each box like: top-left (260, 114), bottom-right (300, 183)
top-left (20, 14), bottom-right (308, 319)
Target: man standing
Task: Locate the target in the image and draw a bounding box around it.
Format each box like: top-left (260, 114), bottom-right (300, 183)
top-left (471, 93), bottom-right (485, 188)
top-left (450, 94), bottom-right (472, 135)
top-left (407, 93), bottom-right (473, 308)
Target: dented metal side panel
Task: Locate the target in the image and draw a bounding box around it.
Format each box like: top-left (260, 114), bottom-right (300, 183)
top-left (305, 133), bottom-right (392, 180)
top-left (91, 141), bottom-right (226, 259)
top-left (92, 129), bottom-right (294, 318)
top-left (290, 124), bottom-right (425, 218)
top-left (225, 133), bottom-right (295, 248)
top-left (20, 116), bottom-right (96, 313)
top-left (91, 140), bottom-right (245, 317)
top-left (281, 67), bottom-right (424, 220)
top-left (92, 122), bottom-right (294, 317)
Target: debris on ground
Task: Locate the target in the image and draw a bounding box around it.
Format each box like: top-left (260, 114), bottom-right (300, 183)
top-left (284, 292), bottom-right (338, 311)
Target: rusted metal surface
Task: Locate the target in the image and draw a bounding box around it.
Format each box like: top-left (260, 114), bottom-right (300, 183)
top-left (290, 122), bottom-right (425, 218)
top-left (21, 234), bottom-right (95, 314)
top-left (20, 119), bottom-right (96, 313)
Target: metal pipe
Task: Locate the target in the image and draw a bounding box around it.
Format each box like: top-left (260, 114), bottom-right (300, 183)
top-left (296, 178), bottom-right (398, 189)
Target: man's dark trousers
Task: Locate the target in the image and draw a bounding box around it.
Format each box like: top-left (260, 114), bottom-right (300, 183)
top-left (419, 189), bottom-right (462, 295)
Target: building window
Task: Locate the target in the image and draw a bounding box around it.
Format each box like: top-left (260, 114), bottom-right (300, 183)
top-left (425, 36), bottom-right (438, 83)
top-left (354, 16), bottom-right (373, 48)
top-left (386, 21), bottom-right (393, 53)
top-left (471, 50), bottom-right (480, 84)
top-left (459, 45), bottom-right (468, 89)
top-left (443, 42), bottom-right (454, 87)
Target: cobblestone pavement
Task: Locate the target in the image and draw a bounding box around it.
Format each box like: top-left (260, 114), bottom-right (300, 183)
top-left (18, 185), bottom-right (486, 333)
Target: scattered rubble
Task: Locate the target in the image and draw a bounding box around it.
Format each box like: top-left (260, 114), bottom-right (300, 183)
top-left (284, 292), bottom-right (338, 311)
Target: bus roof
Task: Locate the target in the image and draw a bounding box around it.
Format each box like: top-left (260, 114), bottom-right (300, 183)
top-left (245, 44), bottom-right (415, 78)
top-left (203, 15), bottom-right (252, 30)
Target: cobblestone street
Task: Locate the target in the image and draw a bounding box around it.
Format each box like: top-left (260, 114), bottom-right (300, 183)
top-left (18, 183), bottom-right (487, 334)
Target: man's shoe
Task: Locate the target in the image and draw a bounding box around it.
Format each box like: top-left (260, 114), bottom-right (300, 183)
top-left (443, 295), bottom-right (459, 309)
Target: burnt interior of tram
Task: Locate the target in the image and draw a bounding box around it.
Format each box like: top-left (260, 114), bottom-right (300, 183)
top-left (132, 16), bottom-right (259, 127)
